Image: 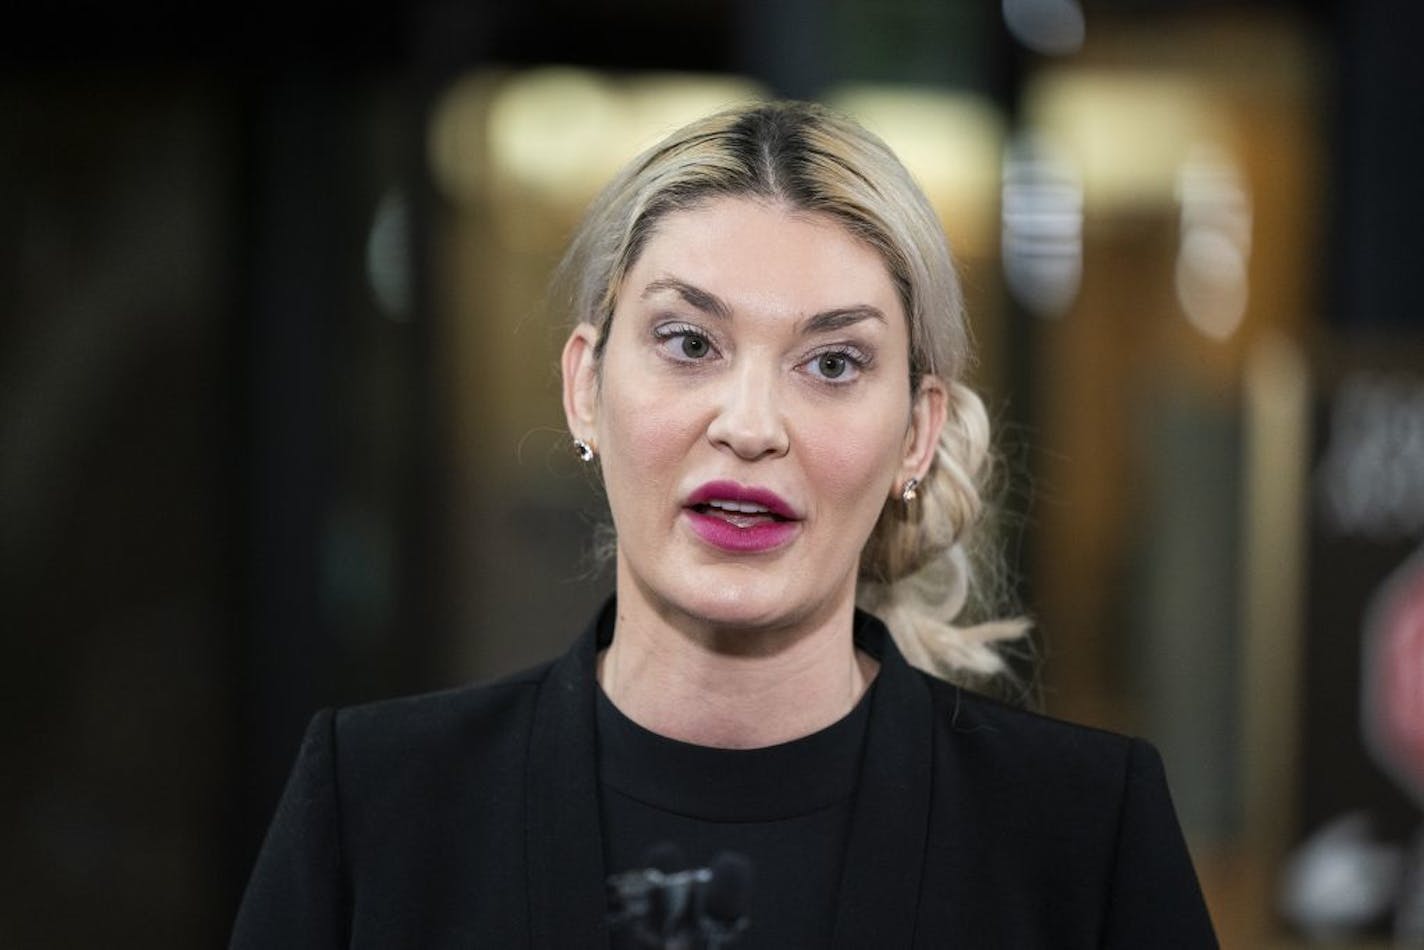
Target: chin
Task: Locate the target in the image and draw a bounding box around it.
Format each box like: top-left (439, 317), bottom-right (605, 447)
top-left (662, 574), bottom-right (814, 633)
top-left (682, 598), bottom-right (785, 632)
top-left (620, 544), bottom-right (848, 636)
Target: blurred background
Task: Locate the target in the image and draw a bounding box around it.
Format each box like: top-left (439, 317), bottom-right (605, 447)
top-left (2, 0), bottom-right (1422, 946)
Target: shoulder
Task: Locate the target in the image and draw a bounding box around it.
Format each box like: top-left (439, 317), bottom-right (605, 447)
top-left (328, 659), bottom-right (558, 785)
top-left (339, 659), bottom-right (553, 729)
top-left (916, 670), bottom-right (1153, 805)
top-left (903, 676), bottom-right (1216, 943)
top-left (910, 672), bottom-right (1199, 902)
top-left (922, 669), bottom-right (1137, 756)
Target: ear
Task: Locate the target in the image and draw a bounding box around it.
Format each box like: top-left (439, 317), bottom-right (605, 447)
top-left (900, 375), bottom-right (948, 487)
top-left (561, 322), bottom-right (600, 443)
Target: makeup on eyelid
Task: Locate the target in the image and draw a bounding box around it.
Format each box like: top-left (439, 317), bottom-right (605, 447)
top-left (648, 320), bottom-right (878, 380)
top-left (571, 196), bottom-right (927, 633)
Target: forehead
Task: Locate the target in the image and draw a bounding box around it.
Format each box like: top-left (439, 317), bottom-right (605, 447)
top-left (623, 197), bottom-right (902, 321)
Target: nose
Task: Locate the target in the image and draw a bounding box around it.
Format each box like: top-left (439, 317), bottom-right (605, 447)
top-left (705, 360), bottom-right (790, 460)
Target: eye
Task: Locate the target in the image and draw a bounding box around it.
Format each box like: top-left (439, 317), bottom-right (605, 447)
top-left (653, 322), bottom-right (719, 363)
top-left (680, 334), bottom-right (710, 359)
top-left (817, 353), bottom-right (848, 379)
top-left (803, 346), bottom-right (867, 383)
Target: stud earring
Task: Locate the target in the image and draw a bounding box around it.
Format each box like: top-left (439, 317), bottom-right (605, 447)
top-left (900, 477), bottom-right (920, 503)
top-left (573, 438), bottom-right (596, 462)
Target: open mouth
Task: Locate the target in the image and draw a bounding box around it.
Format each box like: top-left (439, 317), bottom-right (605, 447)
top-left (682, 481), bottom-right (801, 552)
top-left (690, 499), bottom-right (791, 529)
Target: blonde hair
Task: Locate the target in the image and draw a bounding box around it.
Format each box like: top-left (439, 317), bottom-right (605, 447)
top-left (558, 100), bottom-right (1029, 687)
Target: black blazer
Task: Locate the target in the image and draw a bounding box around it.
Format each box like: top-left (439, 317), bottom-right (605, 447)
top-left (232, 608), bottom-right (1217, 948)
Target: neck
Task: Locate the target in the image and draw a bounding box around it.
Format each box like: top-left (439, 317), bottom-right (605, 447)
top-left (597, 579), bottom-right (878, 749)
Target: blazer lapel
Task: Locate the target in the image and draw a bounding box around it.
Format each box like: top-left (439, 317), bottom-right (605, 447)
top-left (525, 609), bottom-right (611, 950)
top-left (521, 606), bottom-right (935, 948)
top-left (831, 615), bottom-right (934, 949)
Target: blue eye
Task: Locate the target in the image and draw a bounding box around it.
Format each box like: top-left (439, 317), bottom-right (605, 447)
top-left (654, 323), bottom-right (718, 362)
top-left (804, 347), bottom-right (865, 383)
top-left (817, 353), bottom-right (848, 379)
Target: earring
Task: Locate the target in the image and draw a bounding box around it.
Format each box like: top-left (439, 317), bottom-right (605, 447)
top-left (573, 438), bottom-right (596, 462)
top-left (900, 477), bottom-right (920, 503)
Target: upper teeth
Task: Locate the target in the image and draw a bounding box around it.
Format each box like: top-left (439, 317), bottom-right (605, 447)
top-left (707, 499), bottom-right (770, 514)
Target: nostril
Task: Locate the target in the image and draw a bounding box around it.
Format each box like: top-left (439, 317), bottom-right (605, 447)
top-left (705, 385), bottom-right (791, 459)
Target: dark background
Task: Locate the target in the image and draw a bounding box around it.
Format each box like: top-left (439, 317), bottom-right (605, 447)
top-left (2, 0), bottom-right (1419, 946)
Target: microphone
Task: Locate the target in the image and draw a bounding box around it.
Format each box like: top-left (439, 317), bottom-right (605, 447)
top-left (606, 844), bottom-right (754, 949)
top-left (700, 852), bottom-right (753, 949)
top-left (642, 842), bottom-right (685, 874)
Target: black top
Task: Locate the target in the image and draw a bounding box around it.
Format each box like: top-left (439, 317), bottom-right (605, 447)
top-left (231, 602), bottom-right (1219, 948)
top-left (597, 677), bottom-right (873, 948)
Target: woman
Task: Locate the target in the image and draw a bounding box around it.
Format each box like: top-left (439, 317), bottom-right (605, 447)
top-left (232, 101), bottom-right (1217, 948)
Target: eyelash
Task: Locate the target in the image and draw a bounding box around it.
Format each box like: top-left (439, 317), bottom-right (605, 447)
top-left (802, 345), bottom-right (870, 384)
top-left (653, 322), bottom-right (719, 362)
top-left (651, 322), bottom-right (871, 385)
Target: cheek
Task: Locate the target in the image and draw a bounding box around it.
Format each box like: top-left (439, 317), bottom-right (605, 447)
top-left (798, 410), bottom-right (906, 516)
top-left (597, 372), bottom-right (701, 516)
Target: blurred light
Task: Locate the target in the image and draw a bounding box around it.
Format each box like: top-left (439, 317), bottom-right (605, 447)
top-left (1022, 71), bottom-right (1221, 213)
top-left (1003, 0), bottom-right (1085, 56)
top-left (428, 72), bottom-right (502, 205)
top-left (1175, 229), bottom-right (1247, 339)
top-left (1174, 144), bottom-right (1252, 340)
top-left (621, 73), bottom-right (765, 153)
top-left (828, 84), bottom-right (1006, 258)
top-left (1315, 373), bottom-right (1424, 541)
top-left (486, 67), bottom-right (624, 203)
top-left (1001, 134), bottom-right (1081, 318)
top-left (366, 188), bottom-right (411, 322)
top-left (1280, 812), bottom-right (1404, 940)
top-left (1361, 546), bottom-right (1424, 806)
top-left (428, 68), bottom-right (764, 210)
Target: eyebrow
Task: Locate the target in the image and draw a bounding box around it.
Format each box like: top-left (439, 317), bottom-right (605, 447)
top-left (800, 306), bottom-right (887, 335)
top-left (641, 276), bottom-right (887, 334)
top-left (642, 277), bottom-right (731, 321)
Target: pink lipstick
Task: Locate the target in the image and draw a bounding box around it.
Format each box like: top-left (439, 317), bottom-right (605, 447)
top-left (683, 480), bottom-right (801, 553)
